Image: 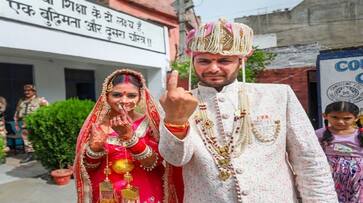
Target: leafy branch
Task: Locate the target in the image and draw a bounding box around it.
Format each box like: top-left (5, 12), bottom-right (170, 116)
top-left (171, 47), bottom-right (276, 87)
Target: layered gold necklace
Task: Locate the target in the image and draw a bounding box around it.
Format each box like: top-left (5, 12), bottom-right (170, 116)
top-left (194, 84), bottom-right (281, 202)
top-left (195, 88), bottom-right (247, 181)
top-left (194, 87), bottom-right (248, 203)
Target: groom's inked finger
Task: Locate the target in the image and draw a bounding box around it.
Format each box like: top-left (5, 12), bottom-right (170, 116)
top-left (167, 70), bottom-right (178, 92)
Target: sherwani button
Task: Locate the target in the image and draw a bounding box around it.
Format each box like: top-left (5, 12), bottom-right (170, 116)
top-left (242, 190), bottom-right (249, 196)
top-left (222, 113), bottom-right (229, 119)
top-left (236, 168), bottom-right (244, 174)
top-left (218, 97), bottom-right (225, 102)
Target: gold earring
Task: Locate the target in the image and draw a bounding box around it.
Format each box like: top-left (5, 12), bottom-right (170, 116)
top-left (106, 83), bottom-right (113, 92)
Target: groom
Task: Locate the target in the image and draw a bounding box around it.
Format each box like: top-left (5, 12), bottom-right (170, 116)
top-left (158, 19), bottom-right (337, 202)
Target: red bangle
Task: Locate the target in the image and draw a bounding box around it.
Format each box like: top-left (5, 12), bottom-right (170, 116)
top-left (164, 121), bottom-right (189, 133)
top-left (166, 126), bottom-right (189, 133)
top-left (164, 121), bottom-right (189, 128)
top-left (128, 140), bottom-right (147, 154)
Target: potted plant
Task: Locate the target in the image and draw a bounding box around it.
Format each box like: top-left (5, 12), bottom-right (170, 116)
top-left (25, 98), bottom-right (94, 185)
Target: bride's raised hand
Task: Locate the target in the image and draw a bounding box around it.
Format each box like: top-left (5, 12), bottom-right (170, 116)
top-left (89, 124), bottom-right (108, 152)
top-left (110, 104), bottom-right (133, 141)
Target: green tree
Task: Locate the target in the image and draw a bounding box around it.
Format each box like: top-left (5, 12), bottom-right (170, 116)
top-left (240, 48), bottom-right (276, 82)
top-left (171, 47), bottom-right (276, 87)
top-left (170, 59), bottom-right (198, 88)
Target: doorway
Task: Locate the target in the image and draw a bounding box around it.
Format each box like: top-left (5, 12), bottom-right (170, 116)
top-left (0, 63), bottom-right (33, 121)
top-left (65, 68), bottom-right (95, 101)
top-left (308, 70), bottom-right (319, 129)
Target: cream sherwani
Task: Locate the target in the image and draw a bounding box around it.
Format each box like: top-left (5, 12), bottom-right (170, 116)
top-left (159, 80), bottom-right (338, 203)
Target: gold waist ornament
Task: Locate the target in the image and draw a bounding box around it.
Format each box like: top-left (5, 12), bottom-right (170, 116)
top-left (111, 158), bottom-right (140, 202)
top-left (111, 159), bottom-right (135, 174)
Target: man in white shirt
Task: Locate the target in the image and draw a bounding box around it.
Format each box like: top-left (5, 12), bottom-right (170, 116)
top-left (159, 19), bottom-right (337, 202)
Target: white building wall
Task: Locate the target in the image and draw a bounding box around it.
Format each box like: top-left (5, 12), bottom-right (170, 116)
top-left (34, 60), bottom-right (66, 102)
top-left (253, 34), bottom-right (277, 49)
top-left (0, 19), bottom-right (170, 101)
top-left (0, 20), bottom-right (168, 70)
top-left (264, 43), bottom-right (320, 69)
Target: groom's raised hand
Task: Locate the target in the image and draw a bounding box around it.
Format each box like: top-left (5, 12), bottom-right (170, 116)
top-left (159, 70), bottom-right (198, 126)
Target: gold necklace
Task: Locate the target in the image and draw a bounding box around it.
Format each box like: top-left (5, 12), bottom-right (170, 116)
top-left (194, 88), bottom-right (247, 203)
top-left (195, 88), bottom-right (246, 181)
top-left (194, 84), bottom-right (281, 203)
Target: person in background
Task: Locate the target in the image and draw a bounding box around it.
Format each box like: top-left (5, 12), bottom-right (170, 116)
top-left (316, 101), bottom-right (363, 202)
top-left (0, 96), bottom-right (9, 155)
top-left (14, 84), bottom-right (48, 163)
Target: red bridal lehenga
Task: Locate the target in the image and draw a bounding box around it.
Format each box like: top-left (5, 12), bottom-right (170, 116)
top-left (74, 69), bottom-right (183, 203)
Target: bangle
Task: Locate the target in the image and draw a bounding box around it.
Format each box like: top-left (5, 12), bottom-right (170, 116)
top-left (85, 144), bottom-right (105, 159)
top-left (124, 134), bottom-right (139, 148)
top-left (140, 154), bottom-right (158, 172)
top-left (132, 146), bottom-right (153, 160)
top-left (164, 121), bottom-right (189, 133)
top-left (166, 126), bottom-right (189, 133)
top-left (164, 121), bottom-right (189, 129)
top-left (128, 140), bottom-right (147, 154)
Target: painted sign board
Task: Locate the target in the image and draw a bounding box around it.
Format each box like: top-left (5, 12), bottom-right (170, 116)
top-left (0, 0), bottom-right (166, 53)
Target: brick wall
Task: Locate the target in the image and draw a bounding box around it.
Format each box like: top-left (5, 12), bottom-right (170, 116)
top-left (256, 67), bottom-right (315, 111)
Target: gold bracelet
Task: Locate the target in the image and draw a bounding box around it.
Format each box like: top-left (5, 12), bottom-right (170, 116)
top-left (140, 154), bottom-right (159, 172)
top-left (124, 134), bottom-right (139, 148)
top-left (85, 144), bottom-right (105, 159)
top-left (132, 146), bottom-right (153, 160)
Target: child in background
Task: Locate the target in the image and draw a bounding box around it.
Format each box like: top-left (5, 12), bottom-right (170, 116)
top-left (316, 101), bottom-right (363, 203)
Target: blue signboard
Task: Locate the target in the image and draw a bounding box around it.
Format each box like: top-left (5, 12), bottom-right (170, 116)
top-left (317, 47), bottom-right (363, 127)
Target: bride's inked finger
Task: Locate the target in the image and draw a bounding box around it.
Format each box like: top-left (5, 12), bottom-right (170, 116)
top-left (117, 103), bottom-right (123, 113)
top-left (120, 111), bottom-right (128, 123)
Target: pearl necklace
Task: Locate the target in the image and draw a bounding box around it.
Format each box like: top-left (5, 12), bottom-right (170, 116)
top-left (252, 120), bottom-right (281, 142)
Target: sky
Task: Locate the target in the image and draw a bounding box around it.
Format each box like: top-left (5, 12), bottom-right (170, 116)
top-left (194, 0), bottom-right (304, 23)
